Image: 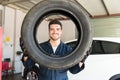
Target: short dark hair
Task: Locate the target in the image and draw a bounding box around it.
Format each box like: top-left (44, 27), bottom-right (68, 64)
top-left (48, 20), bottom-right (62, 29)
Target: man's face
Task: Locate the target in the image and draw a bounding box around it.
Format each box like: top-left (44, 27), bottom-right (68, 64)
top-left (49, 24), bottom-right (62, 41)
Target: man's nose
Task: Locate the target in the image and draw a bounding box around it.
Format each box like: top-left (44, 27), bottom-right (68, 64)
top-left (53, 29), bottom-right (58, 33)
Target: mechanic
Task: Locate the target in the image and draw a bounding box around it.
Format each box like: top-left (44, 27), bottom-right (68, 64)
top-left (39, 20), bottom-right (85, 80)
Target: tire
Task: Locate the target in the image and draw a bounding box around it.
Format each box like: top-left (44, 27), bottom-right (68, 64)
top-left (21, 0), bottom-right (92, 69)
top-left (109, 74), bottom-right (120, 80)
top-left (25, 66), bottom-right (39, 80)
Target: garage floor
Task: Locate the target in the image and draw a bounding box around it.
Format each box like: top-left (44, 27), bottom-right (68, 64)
top-left (2, 73), bottom-right (24, 80)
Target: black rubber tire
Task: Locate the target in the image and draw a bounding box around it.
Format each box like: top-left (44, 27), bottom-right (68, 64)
top-left (21, 0), bottom-right (92, 69)
top-left (109, 74), bottom-right (120, 80)
top-left (25, 66), bottom-right (39, 80)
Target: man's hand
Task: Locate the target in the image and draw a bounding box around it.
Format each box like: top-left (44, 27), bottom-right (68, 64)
top-left (79, 62), bottom-right (83, 67)
top-left (23, 56), bottom-right (28, 61)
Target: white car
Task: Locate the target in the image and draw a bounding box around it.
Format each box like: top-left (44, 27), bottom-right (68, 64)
top-left (66, 37), bottom-right (120, 80)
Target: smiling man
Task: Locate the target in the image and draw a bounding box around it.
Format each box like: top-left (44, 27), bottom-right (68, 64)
top-left (39, 20), bottom-right (85, 80)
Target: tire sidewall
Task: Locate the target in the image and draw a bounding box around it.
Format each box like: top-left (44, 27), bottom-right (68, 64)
top-left (109, 74), bottom-right (120, 80)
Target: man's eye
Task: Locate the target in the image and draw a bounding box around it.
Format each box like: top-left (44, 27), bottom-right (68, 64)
top-left (50, 29), bottom-right (54, 31)
top-left (57, 29), bottom-right (61, 31)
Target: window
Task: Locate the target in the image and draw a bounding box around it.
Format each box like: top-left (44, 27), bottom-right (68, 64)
top-left (91, 40), bottom-right (120, 54)
top-left (66, 40), bottom-right (120, 55)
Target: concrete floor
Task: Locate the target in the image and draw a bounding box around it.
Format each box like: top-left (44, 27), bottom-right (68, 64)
top-left (2, 73), bottom-right (24, 80)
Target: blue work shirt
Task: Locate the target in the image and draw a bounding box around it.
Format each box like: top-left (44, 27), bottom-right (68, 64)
top-left (39, 40), bottom-right (84, 80)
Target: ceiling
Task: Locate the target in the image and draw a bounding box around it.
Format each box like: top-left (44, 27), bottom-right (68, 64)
top-left (0, 0), bottom-right (120, 19)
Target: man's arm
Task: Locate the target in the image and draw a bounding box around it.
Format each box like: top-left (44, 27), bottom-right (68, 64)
top-left (69, 47), bottom-right (92, 74)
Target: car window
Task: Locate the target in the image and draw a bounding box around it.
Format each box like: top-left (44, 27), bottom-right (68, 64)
top-left (66, 40), bottom-right (120, 55)
top-left (91, 40), bottom-right (120, 54)
top-left (91, 41), bottom-right (104, 54)
top-left (102, 41), bottom-right (120, 54)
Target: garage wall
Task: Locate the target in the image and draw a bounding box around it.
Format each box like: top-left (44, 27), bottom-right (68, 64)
top-left (3, 6), bottom-right (15, 62)
top-left (2, 6), bottom-right (26, 73)
top-left (92, 17), bottom-right (120, 37)
top-left (14, 10), bottom-right (26, 73)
